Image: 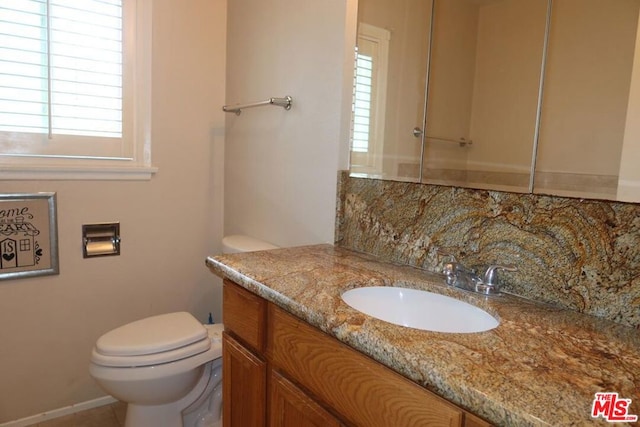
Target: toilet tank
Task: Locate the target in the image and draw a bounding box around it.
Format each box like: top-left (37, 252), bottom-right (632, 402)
top-left (222, 235), bottom-right (278, 254)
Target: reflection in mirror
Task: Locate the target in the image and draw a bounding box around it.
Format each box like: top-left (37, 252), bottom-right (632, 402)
top-left (533, 0), bottom-right (640, 201)
top-left (349, 0), bottom-right (640, 203)
top-left (619, 19), bottom-right (640, 202)
top-left (349, 0), bottom-right (431, 181)
top-left (422, 0), bottom-right (548, 193)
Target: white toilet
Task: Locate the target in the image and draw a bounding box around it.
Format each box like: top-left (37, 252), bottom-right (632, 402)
top-left (89, 235), bottom-right (277, 427)
top-left (90, 313), bottom-right (224, 427)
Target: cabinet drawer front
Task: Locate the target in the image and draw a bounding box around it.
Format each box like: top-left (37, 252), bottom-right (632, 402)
top-left (223, 280), bottom-right (267, 352)
top-left (267, 305), bottom-right (463, 427)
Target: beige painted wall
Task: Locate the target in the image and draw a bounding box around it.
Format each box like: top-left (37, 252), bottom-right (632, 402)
top-left (224, 0), bottom-right (354, 247)
top-left (536, 0), bottom-right (639, 176)
top-left (467, 0), bottom-right (547, 173)
top-left (0, 0), bottom-right (227, 422)
top-left (424, 0), bottom-right (547, 175)
top-left (424, 0), bottom-right (478, 171)
top-left (358, 0), bottom-right (428, 178)
top-left (619, 8), bottom-right (640, 201)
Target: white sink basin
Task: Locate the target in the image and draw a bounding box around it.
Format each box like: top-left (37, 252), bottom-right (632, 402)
top-left (341, 286), bottom-right (499, 333)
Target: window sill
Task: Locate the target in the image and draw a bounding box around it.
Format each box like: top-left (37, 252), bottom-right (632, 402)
top-left (0, 164), bottom-right (158, 181)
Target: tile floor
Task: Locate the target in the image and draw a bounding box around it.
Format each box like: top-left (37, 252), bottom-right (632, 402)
top-left (32, 402), bottom-right (125, 427)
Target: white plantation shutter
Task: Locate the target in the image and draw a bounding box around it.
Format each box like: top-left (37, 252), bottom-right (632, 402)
top-left (0, 0), bottom-right (135, 160)
top-left (351, 51), bottom-right (372, 153)
top-left (349, 23), bottom-right (389, 174)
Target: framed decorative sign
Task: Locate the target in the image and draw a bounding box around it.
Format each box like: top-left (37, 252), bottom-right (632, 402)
top-left (0, 193), bottom-right (59, 280)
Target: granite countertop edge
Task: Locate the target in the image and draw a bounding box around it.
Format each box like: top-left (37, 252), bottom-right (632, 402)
top-left (205, 244), bottom-right (640, 427)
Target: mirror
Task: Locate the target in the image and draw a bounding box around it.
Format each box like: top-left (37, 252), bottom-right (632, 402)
top-left (534, 0), bottom-right (640, 201)
top-left (349, 0), bottom-right (430, 181)
top-left (349, 0), bottom-right (640, 202)
top-left (422, 0), bottom-right (547, 193)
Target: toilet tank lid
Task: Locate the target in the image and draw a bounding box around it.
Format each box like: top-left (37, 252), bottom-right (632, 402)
top-left (95, 312), bottom-right (207, 357)
top-left (222, 235), bottom-right (278, 253)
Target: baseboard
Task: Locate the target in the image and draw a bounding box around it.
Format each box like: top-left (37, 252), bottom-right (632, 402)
top-left (0, 396), bottom-right (117, 427)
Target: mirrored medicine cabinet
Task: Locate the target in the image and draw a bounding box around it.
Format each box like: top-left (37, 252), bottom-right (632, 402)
top-left (349, 0), bottom-right (640, 202)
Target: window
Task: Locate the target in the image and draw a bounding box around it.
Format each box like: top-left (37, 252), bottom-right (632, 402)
top-left (351, 52), bottom-right (373, 154)
top-left (0, 0), bottom-right (154, 180)
top-left (349, 23), bottom-right (389, 175)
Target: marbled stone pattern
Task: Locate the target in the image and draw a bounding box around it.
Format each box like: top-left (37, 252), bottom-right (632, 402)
top-left (206, 245), bottom-right (640, 426)
top-left (336, 173), bottom-right (640, 329)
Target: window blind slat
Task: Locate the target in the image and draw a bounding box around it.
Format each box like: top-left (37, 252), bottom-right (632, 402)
top-left (51, 68), bottom-right (121, 88)
top-left (53, 80), bottom-right (121, 98)
top-left (0, 1), bottom-right (46, 17)
top-left (50, 56), bottom-right (122, 75)
top-left (50, 17), bottom-right (122, 41)
top-left (51, 31), bottom-right (121, 51)
top-left (0, 34), bottom-right (47, 53)
top-left (52, 92), bottom-right (121, 110)
top-left (0, 99), bottom-right (46, 114)
top-left (1, 73), bottom-right (47, 88)
top-left (0, 87), bottom-right (48, 103)
top-left (53, 117), bottom-right (121, 133)
top-left (54, 105), bottom-right (121, 122)
top-left (51, 47), bottom-right (122, 64)
top-left (51, 2), bottom-right (122, 22)
top-left (1, 112), bottom-right (47, 128)
top-left (0, 48), bottom-right (45, 67)
top-left (353, 116), bottom-right (370, 125)
top-left (0, 17), bottom-right (46, 34)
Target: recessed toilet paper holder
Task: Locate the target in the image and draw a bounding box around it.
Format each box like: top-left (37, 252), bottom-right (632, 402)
top-left (83, 223), bottom-right (120, 258)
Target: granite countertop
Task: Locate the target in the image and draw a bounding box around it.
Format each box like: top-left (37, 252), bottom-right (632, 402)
top-left (205, 244), bottom-right (640, 426)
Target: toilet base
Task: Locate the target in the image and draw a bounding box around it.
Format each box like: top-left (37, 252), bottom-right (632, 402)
top-left (183, 358), bottom-right (223, 427)
top-left (124, 405), bottom-right (222, 427)
top-left (122, 358), bottom-right (223, 427)
top-left (125, 404), bottom-right (184, 427)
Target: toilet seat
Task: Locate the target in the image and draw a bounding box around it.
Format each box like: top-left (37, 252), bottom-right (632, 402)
top-left (91, 338), bottom-right (211, 367)
top-left (92, 312), bottom-right (211, 368)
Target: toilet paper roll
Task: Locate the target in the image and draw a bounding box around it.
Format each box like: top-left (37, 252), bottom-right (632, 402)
top-left (85, 240), bottom-right (117, 256)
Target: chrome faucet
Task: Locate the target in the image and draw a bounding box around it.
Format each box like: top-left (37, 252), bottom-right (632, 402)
top-left (440, 254), bottom-right (516, 295)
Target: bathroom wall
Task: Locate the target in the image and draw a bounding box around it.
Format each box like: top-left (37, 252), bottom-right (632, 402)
top-left (0, 0), bottom-right (227, 422)
top-left (223, 0), bottom-right (355, 247)
top-left (336, 172), bottom-right (640, 329)
top-left (424, 0), bottom-right (477, 174)
top-left (357, 0), bottom-right (430, 178)
top-left (619, 8), bottom-right (640, 201)
top-left (467, 0), bottom-right (547, 174)
top-left (537, 0), bottom-right (638, 177)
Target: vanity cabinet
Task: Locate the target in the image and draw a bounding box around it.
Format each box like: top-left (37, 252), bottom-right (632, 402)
top-left (222, 277), bottom-right (268, 427)
top-left (222, 279), bottom-right (491, 427)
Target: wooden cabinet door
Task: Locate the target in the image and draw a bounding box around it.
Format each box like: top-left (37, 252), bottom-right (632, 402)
top-left (223, 332), bottom-right (267, 427)
top-left (269, 370), bottom-right (342, 427)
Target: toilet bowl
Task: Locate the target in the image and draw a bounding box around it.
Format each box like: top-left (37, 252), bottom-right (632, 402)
top-left (89, 312), bottom-right (224, 427)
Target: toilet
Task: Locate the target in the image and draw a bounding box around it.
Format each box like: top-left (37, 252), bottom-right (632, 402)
top-left (89, 235), bottom-right (277, 427)
top-left (90, 313), bottom-right (224, 427)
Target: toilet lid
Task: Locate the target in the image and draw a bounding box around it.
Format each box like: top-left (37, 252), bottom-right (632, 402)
top-left (91, 336), bottom-right (211, 367)
top-left (95, 312), bottom-right (208, 357)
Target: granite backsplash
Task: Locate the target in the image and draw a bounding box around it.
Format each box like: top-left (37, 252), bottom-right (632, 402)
top-left (335, 172), bottom-right (640, 329)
